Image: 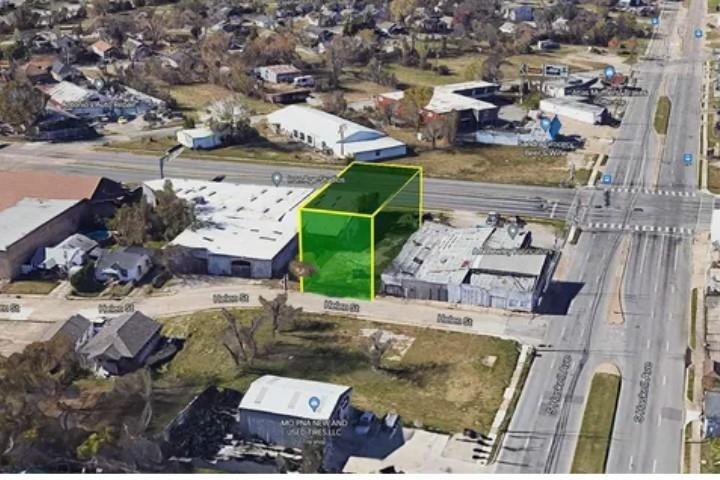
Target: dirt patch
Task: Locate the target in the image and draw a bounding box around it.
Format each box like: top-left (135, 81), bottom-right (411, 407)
top-left (360, 328), bottom-right (415, 361)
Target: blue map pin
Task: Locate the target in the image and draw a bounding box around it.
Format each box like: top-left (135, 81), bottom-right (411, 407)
top-left (604, 65), bottom-right (616, 80)
top-left (683, 153), bottom-right (693, 165)
top-left (651, 17), bottom-right (659, 26)
top-left (540, 117), bottom-right (551, 131)
top-left (308, 396), bottom-right (321, 412)
top-left (695, 28), bottom-right (703, 38)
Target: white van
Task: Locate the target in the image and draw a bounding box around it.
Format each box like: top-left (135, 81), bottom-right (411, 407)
top-left (292, 75), bottom-right (315, 88)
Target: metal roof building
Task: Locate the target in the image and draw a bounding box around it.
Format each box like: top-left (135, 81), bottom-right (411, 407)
top-left (266, 105), bottom-right (407, 161)
top-left (144, 179), bottom-right (312, 278)
top-left (237, 375), bottom-right (353, 455)
top-left (381, 222), bottom-right (552, 312)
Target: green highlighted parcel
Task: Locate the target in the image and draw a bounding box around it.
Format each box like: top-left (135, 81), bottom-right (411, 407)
top-left (299, 162), bottom-right (423, 300)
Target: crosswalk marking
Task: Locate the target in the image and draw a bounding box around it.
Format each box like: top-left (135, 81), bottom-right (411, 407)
top-left (600, 187), bottom-right (696, 197)
top-left (583, 223), bottom-right (693, 235)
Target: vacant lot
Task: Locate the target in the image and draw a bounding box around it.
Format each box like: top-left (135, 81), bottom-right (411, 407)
top-left (702, 437), bottom-right (720, 473)
top-left (153, 308), bottom-right (520, 433)
top-left (571, 372), bottom-right (621, 473)
top-left (168, 84), bottom-right (278, 115)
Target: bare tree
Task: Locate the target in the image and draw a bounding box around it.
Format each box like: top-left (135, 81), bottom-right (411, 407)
top-left (366, 331), bottom-right (393, 371)
top-left (423, 116), bottom-right (446, 149)
top-left (322, 91), bottom-right (347, 115)
top-left (259, 294), bottom-right (302, 337)
top-left (221, 309), bottom-right (263, 366)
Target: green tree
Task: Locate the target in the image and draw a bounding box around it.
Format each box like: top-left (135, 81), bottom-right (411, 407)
top-left (108, 201), bottom-right (153, 246)
top-left (400, 85), bottom-right (433, 131)
top-left (0, 81), bottom-right (46, 132)
top-left (154, 180), bottom-right (197, 240)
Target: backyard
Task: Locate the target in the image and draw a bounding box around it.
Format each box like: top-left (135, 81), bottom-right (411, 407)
top-left (152, 308), bottom-right (521, 434)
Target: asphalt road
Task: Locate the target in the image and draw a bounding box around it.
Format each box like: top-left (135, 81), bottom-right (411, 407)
top-left (0, 142), bottom-right (577, 220)
top-left (0, 0), bottom-right (709, 472)
top-left (497, 0), bottom-right (707, 473)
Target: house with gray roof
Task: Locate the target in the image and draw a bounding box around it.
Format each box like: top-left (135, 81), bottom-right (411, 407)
top-left (46, 314), bottom-right (95, 350)
top-left (80, 311), bottom-right (162, 376)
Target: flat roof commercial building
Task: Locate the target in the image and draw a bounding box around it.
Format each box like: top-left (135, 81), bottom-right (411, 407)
top-left (299, 162), bottom-right (422, 300)
top-left (145, 179), bottom-right (312, 278)
top-left (539, 97), bottom-right (609, 125)
top-left (266, 105), bottom-right (407, 161)
top-left (381, 222), bottom-right (552, 312)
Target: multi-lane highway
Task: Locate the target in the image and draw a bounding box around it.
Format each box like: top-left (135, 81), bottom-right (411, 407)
top-left (0, 0), bottom-right (711, 472)
top-left (497, 0), bottom-right (708, 473)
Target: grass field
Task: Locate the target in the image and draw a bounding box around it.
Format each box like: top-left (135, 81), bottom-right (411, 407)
top-left (571, 372), bottom-right (621, 473)
top-left (385, 127), bottom-right (578, 186)
top-left (702, 438), bottom-right (720, 473)
top-left (1, 280), bottom-right (59, 295)
top-left (709, 165), bottom-right (720, 194)
top-left (654, 96), bottom-right (671, 135)
top-left (167, 84), bottom-right (278, 115)
top-left (153, 308), bottom-right (521, 434)
top-left (102, 130), bottom-right (581, 187)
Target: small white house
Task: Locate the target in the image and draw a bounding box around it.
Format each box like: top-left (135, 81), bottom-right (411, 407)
top-left (176, 127), bottom-right (223, 150)
top-left (266, 105), bottom-right (407, 161)
top-left (255, 64), bottom-right (302, 84)
top-left (95, 247), bottom-right (153, 284)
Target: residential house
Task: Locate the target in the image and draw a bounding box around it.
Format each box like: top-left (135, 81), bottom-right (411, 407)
top-left (506, 5), bottom-right (534, 22)
top-left (79, 311), bottom-right (162, 376)
top-left (31, 233), bottom-right (99, 275)
top-left (124, 38), bottom-right (154, 62)
top-left (0, 171), bottom-right (128, 280)
top-left (18, 56), bottom-right (55, 84)
top-left (45, 314), bottom-right (95, 350)
top-left (51, 60), bottom-right (83, 82)
top-left (266, 105), bottom-right (408, 161)
top-left (499, 22), bottom-right (517, 35)
top-left (91, 40), bottom-right (121, 60)
top-left (95, 246), bottom-right (153, 284)
top-left (255, 64), bottom-right (302, 84)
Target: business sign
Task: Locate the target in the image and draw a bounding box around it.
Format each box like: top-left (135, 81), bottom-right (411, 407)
top-left (543, 64), bottom-right (570, 78)
top-left (601, 174), bottom-right (613, 185)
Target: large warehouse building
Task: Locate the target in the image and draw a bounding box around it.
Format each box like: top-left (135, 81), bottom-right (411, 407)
top-left (266, 105), bottom-right (407, 161)
top-left (144, 179), bottom-right (312, 278)
top-left (381, 222), bottom-right (553, 312)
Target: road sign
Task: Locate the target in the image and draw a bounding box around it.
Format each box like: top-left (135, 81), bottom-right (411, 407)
top-left (543, 64), bottom-right (569, 78)
top-left (520, 63), bottom-right (528, 75)
top-left (602, 174), bottom-right (612, 185)
top-left (651, 16), bottom-right (659, 26)
top-left (683, 153), bottom-right (693, 165)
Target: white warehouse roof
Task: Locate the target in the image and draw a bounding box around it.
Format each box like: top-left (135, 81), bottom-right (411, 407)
top-left (240, 375), bottom-right (351, 421)
top-left (144, 179), bottom-right (312, 261)
top-left (0, 198), bottom-right (80, 250)
top-left (266, 105), bottom-right (406, 157)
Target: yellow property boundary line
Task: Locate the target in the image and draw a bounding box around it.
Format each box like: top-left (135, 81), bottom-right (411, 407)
top-left (297, 161), bottom-right (424, 298)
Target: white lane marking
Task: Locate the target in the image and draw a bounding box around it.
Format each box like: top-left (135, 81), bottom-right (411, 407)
top-left (666, 340), bottom-right (670, 352)
top-left (550, 202), bottom-right (558, 219)
top-left (629, 455), bottom-right (634, 470)
top-left (652, 459), bottom-right (658, 473)
top-left (663, 375), bottom-right (667, 386)
top-left (646, 338), bottom-right (651, 349)
top-left (657, 414), bottom-right (662, 427)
